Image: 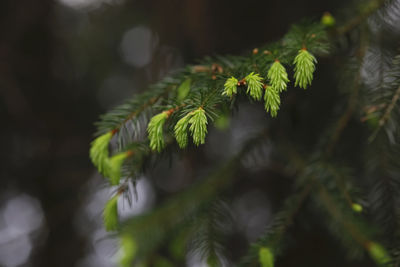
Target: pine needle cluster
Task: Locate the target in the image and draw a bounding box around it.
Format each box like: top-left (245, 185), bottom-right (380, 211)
top-left (88, 0), bottom-right (400, 265)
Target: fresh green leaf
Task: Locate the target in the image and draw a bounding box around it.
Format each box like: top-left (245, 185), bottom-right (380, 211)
top-left (222, 77), bottom-right (238, 97)
top-left (174, 113), bottom-right (193, 148)
top-left (264, 85), bottom-right (281, 117)
top-left (267, 61), bottom-right (289, 92)
top-left (321, 12), bottom-right (336, 27)
top-left (119, 233), bottom-right (137, 267)
top-left (177, 78), bottom-right (192, 101)
top-left (351, 203), bottom-right (363, 213)
top-left (246, 72), bottom-right (264, 101)
top-left (147, 112), bottom-right (169, 152)
top-left (259, 247), bottom-right (274, 267)
top-left (89, 131), bottom-right (113, 176)
top-left (293, 49), bottom-right (317, 89)
top-left (103, 195), bottom-right (119, 231)
top-left (108, 151), bottom-right (130, 185)
top-left (214, 113), bottom-right (230, 130)
top-left (368, 242), bottom-right (391, 266)
top-left (189, 108), bottom-right (208, 146)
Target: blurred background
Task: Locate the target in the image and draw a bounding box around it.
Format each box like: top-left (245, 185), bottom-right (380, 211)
top-left (0, 0), bottom-right (365, 266)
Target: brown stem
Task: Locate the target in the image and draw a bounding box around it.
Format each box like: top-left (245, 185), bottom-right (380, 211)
top-left (325, 27), bottom-right (368, 156)
top-left (369, 85), bottom-right (400, 142)
top-left (336, 0), bottom-right (386, 35)
top-left (113, 93), bottom-right (165, 133)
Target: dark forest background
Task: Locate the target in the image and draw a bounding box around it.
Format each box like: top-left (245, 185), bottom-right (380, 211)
top-left (1, 0), bottom-right (386, 266)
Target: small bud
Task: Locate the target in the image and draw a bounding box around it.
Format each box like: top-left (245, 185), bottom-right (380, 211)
top-left (189, 108), bottom-right (208, 146)
top-left (103, 195), bottom-right (119, 231)
top-left (245, 72), bottom-right (264, 101)
top-left (259, 247), bottom-right (274, 267)
top-left (177, 78), bottom-right (191, 101)
top-left (174, 113), bottom-right (192, 148)
top-left (293, 49), bottom-right (317, 89)
top-left (90, 132), bottom-right (114, 176)
top-left (223, 77), bottom-right (239, 97)
top-left (321, 12), bottom-right (336, 27)
top-left (211, 63), bottom-right (223, 74)
top-left (352, 203), bottom-right (363, 213)
top-left (367, 242), bottom-right (391, 265)
top-left (253, 48), bottom-right (259, 55)
top-left (108, 151), bottom-right (131, 185)
top-left (214, 113), bottom-right (230, 130)
top-left (264, 85), bottom-right (281, 117)
top-left (147, 112), bottom-right (169, 152)
top-left (267, 60), bottom-right (289, 92)
top-left (119, 234), bottom-right (137, 267)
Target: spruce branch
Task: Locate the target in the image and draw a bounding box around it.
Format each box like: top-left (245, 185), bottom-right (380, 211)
top-left (316, 182), bottom-right (391, 265)
top-left (95, 86), bottom-right (170, 135)
top-left (88, 18), bottom-right (363, 262)
top-left (284, 145), bottom-right (390, 264)
top-left (120, 130), bottom-right (269, 264)
top-left (78, 0), bottom-right (400, 262)
top-left (189, 200), bottom-right (231, 266)
top-left (366, 139), bottom-right (400, 245)
top-left (92, 22), bottom-right (329, 173)
top-left (321, 162), bottom-right (363, 213)
top-left (239, 180), bottom-right (315, 267)
top-left (84, 2), bottom-right (400, 264)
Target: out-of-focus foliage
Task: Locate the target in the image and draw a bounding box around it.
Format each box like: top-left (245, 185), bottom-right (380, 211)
top-left (88, 0), bottom-right (400, 266)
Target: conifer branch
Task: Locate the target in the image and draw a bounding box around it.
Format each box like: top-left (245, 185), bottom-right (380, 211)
top-left (89, 15), bottom-right (392, 263)
top-left (120, 130), bottom-right (269, 264)
top-left (95, 86), bottom-right (171, 135)
top-left (323, 163), bottom-right (360, 212)
top-left (239, 181), bottom-right (315, 267)
top-left (86, 3), bottom-right (400, 262)
top-left (316, 183), bottom-right (391, 265)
